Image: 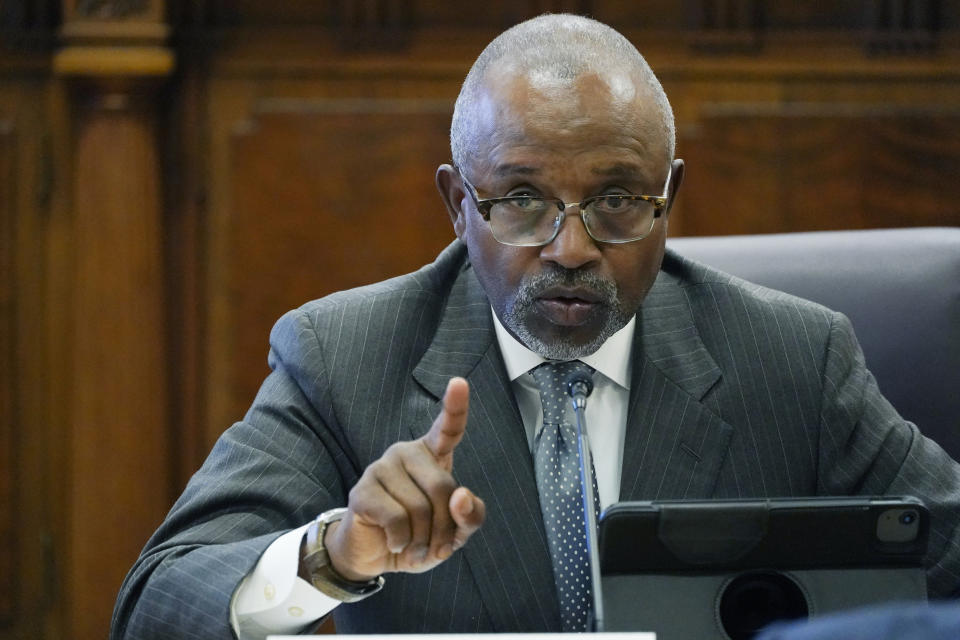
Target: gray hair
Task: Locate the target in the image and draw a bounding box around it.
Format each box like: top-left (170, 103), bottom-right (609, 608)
top-left (450, 14), bottom-right (676, 172)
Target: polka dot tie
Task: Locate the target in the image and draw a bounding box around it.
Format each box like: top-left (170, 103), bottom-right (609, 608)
top-left (530, 361), bottom-right (599, 632)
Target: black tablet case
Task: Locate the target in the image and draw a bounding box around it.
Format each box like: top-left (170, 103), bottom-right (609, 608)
top-left (598, 497), bottom-right (928, 639)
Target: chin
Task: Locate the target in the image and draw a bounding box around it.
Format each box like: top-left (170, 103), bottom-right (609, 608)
top-left (504, 300), bottom-right (629, 360)
top-left (521, 326), bottom-right (607, 360)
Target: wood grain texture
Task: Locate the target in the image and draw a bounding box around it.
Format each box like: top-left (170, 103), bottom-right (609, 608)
top-left (0, 119), bottom-right (16, 628)
top-left (68, 93), bottom-right (171, 640)
top-left (221, 103), bottom-right (455, 435)
top-left (64, 0), bottom-right (163, 23)
top-left (162, 66), bottom-right (210, 495)
top-left (678, 106), bottom-right (960, 236)
top-left (0, 76), bottom-right (61, 640)
top-left (54, 2), bottom-right (177, 637)
top-left (3, 5), bottom-right (960, 640)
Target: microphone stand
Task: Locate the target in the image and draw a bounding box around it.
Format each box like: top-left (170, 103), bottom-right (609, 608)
top-left (567, 372), bottom-right (604, 632)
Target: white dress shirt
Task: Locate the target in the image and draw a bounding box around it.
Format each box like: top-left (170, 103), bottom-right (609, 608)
top-left (492, 311), bottom-right (634, 510)
top-left (230, 310), bottom-right (636, 638)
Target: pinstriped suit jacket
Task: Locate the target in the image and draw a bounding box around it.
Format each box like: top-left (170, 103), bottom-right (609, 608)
top-left (112, 240), bottom-right (960, 639)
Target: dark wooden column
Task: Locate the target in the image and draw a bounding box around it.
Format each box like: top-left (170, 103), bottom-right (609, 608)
top-left (52, 2), bottom-right (174, 637)
top-left (0, 108), bottom-right (16, 632)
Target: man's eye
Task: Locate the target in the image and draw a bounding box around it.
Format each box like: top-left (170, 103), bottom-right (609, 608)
top-left (506, 188), bottom-right (538, 198)
top-left (598, 195), bottom-right (633, 210)
top-left (592, 196), bottom-right (644, 215)
top-left (510, 196), bottom-right (544, 211)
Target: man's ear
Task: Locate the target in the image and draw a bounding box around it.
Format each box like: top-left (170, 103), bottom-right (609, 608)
top-left (436, 164), bottom-right (468, 239)
top-left (664, 158), bottom-right (684, 218)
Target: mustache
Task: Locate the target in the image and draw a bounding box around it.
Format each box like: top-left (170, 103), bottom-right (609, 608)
top-left (514, 266), bottom-right (618, 305)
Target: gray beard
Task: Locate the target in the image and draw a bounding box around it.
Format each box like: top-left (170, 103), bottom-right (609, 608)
top-left (501, 267), bottom-right (632, 360)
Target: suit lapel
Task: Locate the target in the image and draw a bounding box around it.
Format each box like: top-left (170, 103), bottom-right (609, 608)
top-left (412, 265), bottom-right (562, 631)
top-left (619, 262), bottom-right (735, 501)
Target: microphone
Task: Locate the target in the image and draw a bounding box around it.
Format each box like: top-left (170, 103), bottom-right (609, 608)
top-left (564, 368), bottom-right (604, 632)
top-left (566, 370), bottom-right (594, 411)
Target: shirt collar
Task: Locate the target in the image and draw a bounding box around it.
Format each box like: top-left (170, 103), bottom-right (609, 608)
top-left (491, 308), bottom-right (634, 389)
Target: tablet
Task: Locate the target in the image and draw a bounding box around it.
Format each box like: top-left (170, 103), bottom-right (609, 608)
top-left (597, 496), bottom-right (929, 639)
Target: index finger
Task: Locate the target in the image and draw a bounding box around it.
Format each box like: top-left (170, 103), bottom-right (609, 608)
top-left (423, 377), bottom-right (469, 461)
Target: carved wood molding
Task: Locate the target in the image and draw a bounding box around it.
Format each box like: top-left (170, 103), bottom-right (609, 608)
top-left (52, 46), bottom-right (174, 78)
top-left (75, 0), bottom-right (150, 19)
top-left (687, 0), bottom-right (764, 53)
top-left (0, 1), bottom-right (59, 51)
top-left (528, 0), bottom-right (592, 15)
top-left (866, 0), bottom-right (941, 54)
top-left (56, 0), bottom-right (173, 80)
top-left (334, 0), bottom-right (414, 50)
top-left (60, 0), bottom-right (168, 45)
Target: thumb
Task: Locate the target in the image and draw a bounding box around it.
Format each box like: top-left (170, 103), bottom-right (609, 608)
top-left (449, 486), bottom-right (485, 550)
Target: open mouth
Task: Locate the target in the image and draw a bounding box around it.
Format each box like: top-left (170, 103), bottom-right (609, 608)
top-left (534, 287), bottom-right (602, 326)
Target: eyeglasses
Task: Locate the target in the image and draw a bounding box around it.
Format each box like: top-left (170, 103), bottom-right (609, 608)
top-left (459, 169), bottom-right (671, 247)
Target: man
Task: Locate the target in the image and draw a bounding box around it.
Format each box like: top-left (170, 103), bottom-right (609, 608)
top-left (111, 14), bottom-right (960, 640)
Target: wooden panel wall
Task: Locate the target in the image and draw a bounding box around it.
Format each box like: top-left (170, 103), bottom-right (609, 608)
top-left (68, 90), bottom-right (173, 640)
top-left (680, 108), bottom-right (960, 235)
top-left (223, 105), bottom-right (455, 418)
top-left (2, 2), bottom-right (960, 639)
top-left (0, 68), bottom-right (65, 640)
top-left (3, 2), bottom-right (177, 638)
top-left (0, 113), bottom-right (15, 628)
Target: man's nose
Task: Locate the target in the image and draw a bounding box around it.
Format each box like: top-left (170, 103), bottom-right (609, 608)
top-left (538, 206), bottom-right (601, 269)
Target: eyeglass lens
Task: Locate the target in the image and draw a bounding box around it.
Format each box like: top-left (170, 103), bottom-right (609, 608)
top-left (487, 198), bottom-right (657, 246)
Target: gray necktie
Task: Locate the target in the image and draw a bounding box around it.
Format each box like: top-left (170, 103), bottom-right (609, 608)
top-left (531, 360), bottom-right (599, 632)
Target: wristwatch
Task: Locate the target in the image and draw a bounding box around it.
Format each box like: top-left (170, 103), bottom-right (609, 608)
top-left (301, 507), bottom-right (385, 602)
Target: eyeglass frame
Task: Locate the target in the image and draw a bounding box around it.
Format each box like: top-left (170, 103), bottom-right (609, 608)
top-left (457, 167), bottom-right (672, 247)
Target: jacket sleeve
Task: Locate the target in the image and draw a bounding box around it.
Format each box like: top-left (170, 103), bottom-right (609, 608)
top-left (111, 308), bottom-right (359, 639)
top-left (816, 312), bottom-right (960, 598)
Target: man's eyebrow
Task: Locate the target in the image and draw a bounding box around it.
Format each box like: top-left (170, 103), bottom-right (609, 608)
top-left (591, 163), bottom-right (645, 178)
top-left (493, 164), bottom-right (540, 177)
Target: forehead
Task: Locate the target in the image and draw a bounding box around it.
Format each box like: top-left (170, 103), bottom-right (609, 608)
top-left (467, 67), bottom-right (669, 180)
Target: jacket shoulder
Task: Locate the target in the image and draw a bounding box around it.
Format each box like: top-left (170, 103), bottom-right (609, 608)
top-left (267, 240), bottom-right (468, 379)
top-left (659, 248), bottom-right (841, 380)
top-left (662, 247), bottom-right (837, 326)
top-left (305, 240), bottom-right (467, 313)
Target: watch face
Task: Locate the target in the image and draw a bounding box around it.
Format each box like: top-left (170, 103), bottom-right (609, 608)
top-left (320, 507), bottom-right (350, 524)
top-left (307, 508), bottom-right (349, 551)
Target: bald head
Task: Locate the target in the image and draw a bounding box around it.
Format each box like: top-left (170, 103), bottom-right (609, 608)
top-left (450, 14), bottom-right (675, 174)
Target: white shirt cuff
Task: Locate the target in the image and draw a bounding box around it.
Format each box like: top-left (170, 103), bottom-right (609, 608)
top-left (230, 524), bottom-right (342, 639)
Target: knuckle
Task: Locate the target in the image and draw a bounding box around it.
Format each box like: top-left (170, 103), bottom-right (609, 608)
top-left (423, 474), bottom-right (456, 505)
top-left (347, 480), bottom-right (374, 506)
top-left (382, 441), bottom-right (410, 461)
top-left (407, 495), bottom-right (434, 524)
top-left (442, 399), bottom-right (468, 419)
top-left (381, 502), bottom-right (408, 528)
top-left (360, 459), bottom-right (387, 483)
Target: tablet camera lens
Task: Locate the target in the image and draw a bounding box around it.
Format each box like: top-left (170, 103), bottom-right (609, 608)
top-left (877, 508), bottom-right (921, 542)
top-left (899, 511), bottom-right (917, 525)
